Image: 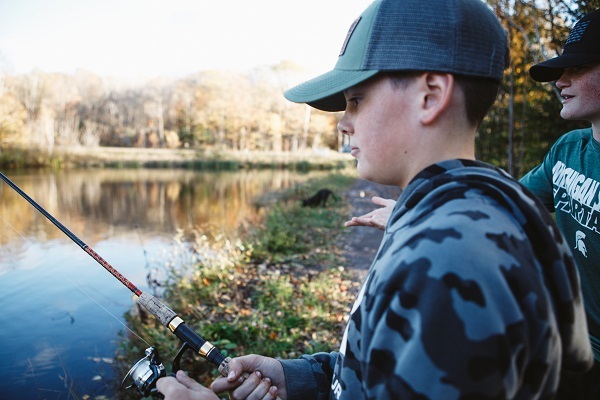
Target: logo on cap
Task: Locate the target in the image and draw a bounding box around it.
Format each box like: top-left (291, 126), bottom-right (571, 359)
top-left (339, 17), bottom-right (361, 57)
top-left (566, 21), bottom-right (590, 45)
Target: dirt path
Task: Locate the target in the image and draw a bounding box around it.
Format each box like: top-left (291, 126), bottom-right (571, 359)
top-left (341, 179), bottom-right (403, 280)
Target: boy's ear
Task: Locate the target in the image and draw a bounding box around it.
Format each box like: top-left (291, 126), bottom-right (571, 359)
top-left (419, 73), bottom-right (454, 125)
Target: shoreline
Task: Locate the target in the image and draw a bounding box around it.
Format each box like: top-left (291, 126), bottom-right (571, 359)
top-left (3, 146), bottom-right (355, 170)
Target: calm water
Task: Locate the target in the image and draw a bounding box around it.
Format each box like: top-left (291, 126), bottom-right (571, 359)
top-left (0, 168), bottom-right (324, 399)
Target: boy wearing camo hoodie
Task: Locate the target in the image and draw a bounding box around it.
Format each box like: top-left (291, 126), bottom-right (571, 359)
top-left (157, 1), bottom-right (593, 399)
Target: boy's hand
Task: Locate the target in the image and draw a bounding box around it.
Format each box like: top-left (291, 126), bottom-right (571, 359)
top-left (156, 370), bottom-right (219, 400)
top-left (345, 196), bottom-right (396, 231)
top-left (211, 355), bottom-right (287, 400)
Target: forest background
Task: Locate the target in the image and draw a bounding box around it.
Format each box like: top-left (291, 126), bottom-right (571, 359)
top-left (0, 0), bottom-right (598, 177)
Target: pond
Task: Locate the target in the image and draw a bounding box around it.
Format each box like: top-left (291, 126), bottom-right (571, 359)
top-left (0, 167), bottom-right (327, 400)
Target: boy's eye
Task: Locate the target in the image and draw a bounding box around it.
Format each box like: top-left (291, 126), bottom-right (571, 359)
top-left (347, 97), bottom-right (361, 107)
top-left (571, 63), bottom-right (596, 72)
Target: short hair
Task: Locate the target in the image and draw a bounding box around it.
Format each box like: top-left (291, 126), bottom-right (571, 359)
top-left (454, 75), bottom-right (501, 128)
top-left (384, 71), bottom-right (501, 128)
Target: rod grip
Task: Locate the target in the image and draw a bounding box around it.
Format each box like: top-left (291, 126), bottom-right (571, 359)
top-left (136, 292), bottom-right (177, 326)
top-left (135, 293), bottom-right (231, 376)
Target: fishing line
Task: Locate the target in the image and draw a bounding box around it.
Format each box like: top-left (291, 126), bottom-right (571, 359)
top-left (0, 172), bottom-right (234, 384)
top-left (64, 275), bottom-right (152, 347)
top-left (0, 213), bottom-right (27, 241)
top-left (0, 207), bottom-right (152, 347)
top-left (134, 224), bottom-right (149, 263)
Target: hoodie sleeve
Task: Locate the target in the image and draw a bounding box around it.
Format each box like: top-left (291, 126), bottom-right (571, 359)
top-left (280, 351), bottom-right (339, 400)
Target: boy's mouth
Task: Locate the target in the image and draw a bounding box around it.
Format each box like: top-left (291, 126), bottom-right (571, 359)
top-left (561, 93), bottom-right (574, 102)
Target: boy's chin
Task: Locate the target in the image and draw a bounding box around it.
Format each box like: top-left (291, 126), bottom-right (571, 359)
top-left (357, 167), bottom-right (400, 187)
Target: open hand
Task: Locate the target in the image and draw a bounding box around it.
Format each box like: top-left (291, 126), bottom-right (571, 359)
top-left (345, 196), bottom-right (396, 231)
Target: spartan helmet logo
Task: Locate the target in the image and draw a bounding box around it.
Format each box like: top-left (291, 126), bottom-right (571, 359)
top-left (575, 231), bottom-right (588, 258)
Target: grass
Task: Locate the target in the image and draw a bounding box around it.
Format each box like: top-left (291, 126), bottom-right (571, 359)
top-left (114, 171), bottom-right (360, 397)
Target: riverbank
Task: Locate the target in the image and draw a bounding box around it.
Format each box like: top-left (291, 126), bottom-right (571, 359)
top-left (1, 146), bottom-right (355, 170)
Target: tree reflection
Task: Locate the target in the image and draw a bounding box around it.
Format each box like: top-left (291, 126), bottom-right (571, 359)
top-left (0, 168), bottom-right (323, 250)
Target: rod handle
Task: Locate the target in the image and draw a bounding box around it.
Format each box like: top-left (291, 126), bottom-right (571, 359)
top-left (170, 322), bottom-right (230, 375)
top-left (135, 293), bottom-right (230, 375)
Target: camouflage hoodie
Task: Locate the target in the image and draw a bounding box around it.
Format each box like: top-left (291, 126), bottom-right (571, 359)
top-left (281, 159), bottom-right (592, 400)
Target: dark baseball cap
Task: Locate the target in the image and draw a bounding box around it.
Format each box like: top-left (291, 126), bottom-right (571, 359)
top-left (530, 9), bottom-right (600, 82)
top-left (284, 0), bottom-right (509, 112)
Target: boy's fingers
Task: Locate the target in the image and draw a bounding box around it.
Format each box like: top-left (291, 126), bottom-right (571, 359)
top-left (229, 371), bottom-right (264, 399)
top-left (175, 370), bottom-right (207, 392)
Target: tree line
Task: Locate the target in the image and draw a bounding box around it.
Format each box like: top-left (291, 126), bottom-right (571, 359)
top-left (0, 61), bottom-right (338, 154)
top-left (0, 0), bottom-right (597, 177)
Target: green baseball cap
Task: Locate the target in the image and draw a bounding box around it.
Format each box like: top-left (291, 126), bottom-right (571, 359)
top-left (284, 0), bottom-right (509, 112)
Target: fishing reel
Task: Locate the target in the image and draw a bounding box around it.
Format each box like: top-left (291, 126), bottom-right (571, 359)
top-left (122, 346), bottom-right (166, 398)
top-left (122, 343), bottom-right (196, 398)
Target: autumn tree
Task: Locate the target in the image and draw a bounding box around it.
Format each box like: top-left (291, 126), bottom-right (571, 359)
top-left (478, 0), bottom-right (592, 177)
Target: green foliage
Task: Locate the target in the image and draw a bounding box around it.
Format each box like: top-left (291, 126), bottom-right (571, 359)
top-left (115, 173), bottom-right (359, 393)
top-left (0, 148), bottom-right (60, 169)
top-left (250, 205), bottom-right (348, 262)
top-left (250, 174), bottom-right (353, 263)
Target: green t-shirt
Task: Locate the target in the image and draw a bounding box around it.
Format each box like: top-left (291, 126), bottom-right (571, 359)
top-left (521, 128), bottom-right (600, 361)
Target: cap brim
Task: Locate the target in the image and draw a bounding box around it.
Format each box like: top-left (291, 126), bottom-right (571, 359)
top-left (284, 69), bottom-right (379, 112)
top-left (529, 53), bottom-right (600, 82)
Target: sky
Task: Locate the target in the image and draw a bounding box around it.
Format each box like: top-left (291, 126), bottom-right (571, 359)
top-left (0, 0), bottom-right (374, 79)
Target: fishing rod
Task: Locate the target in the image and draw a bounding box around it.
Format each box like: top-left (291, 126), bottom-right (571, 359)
top-left (0, 172), bottom-right (232, 397)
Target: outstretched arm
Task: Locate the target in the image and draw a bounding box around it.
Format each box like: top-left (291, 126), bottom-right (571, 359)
top-left (345, 197), bottom-right (396, 231)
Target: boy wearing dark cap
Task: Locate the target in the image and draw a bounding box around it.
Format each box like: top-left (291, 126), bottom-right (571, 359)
top-left (157, 1), bottom-right (593, 399)
top-left (521, 9), bottom-right (600, 400)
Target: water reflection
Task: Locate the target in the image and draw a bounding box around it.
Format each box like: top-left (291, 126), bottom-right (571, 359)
top-left (0, 167), bottom-right (325, 399)
top-left (0, 168), bottom-right (317, 260)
